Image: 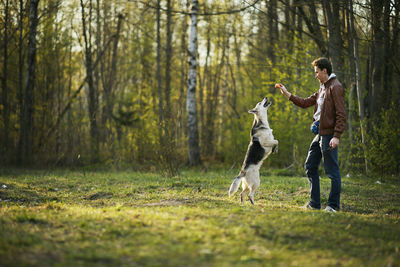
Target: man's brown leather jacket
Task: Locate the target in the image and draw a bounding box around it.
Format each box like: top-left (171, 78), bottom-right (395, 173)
top-left (288, 77), bottom-right (346, 139)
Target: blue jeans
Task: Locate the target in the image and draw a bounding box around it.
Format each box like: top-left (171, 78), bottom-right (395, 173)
top-left (305, 134), bottom-right (341, 210)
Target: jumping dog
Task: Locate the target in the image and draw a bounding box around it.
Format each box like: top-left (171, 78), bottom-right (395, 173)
top-left (229, 97), bottom-right (278, 204)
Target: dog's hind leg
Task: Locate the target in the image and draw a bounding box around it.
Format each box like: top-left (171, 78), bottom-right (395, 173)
top-left (248, 194), bottom-right (255, 205)
top-left (248, 188), bottom-right (256, 205)
top-left (240, 181), bottom-right (249, 203)
top-left (240, 189), bottom-right (248, 203)
top-left (248, 187), bottom-right (258, 205)
top-left (248, 173), bottom-right (260, 205)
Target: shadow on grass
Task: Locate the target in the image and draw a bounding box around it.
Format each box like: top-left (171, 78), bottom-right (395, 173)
top-left (129, 196), bottom-right (232, 208)
top-left (0, 183), bottom-right (58, 205)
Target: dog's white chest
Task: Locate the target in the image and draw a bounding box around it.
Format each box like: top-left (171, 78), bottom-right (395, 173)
top-left (254, 129), bottom-right (275, 147)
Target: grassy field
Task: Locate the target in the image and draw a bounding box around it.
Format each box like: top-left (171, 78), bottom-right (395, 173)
top-left (0, 168), bottom-right (399, 266)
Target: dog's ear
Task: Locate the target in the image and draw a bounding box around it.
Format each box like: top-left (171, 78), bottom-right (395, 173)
top-left (248, 109), bottom-right (257, 114)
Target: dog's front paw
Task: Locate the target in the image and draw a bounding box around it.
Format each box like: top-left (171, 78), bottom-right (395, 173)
top-left (272, 144), bottom-right (278, 154)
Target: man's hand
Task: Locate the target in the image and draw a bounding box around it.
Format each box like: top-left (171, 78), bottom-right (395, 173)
top-left (329, 137), bottom-right (340, 149)
top-left (275, 83), bottom-right (291, 99)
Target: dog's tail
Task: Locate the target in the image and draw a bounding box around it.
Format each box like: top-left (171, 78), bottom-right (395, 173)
top-left (229, 172), bottom-right (244, 197)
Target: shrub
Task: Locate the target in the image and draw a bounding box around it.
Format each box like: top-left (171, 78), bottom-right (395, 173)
top-left (365, 103), bottom-right (400, 176)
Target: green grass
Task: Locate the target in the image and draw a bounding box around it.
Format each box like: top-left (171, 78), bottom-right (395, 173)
top-left (0, 168), bottom-right (399, 266)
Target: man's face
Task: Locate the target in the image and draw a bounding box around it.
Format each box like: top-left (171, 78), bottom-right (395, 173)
top-left (314, 66), bottom-right (328, 84)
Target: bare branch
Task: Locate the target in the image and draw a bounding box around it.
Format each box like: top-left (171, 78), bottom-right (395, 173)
top-left (133, 0), bottom-right (262, 16)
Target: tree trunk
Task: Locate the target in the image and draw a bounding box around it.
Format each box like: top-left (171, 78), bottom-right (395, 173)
top-left (296, 3), bottom-right (303, 39)
top-left (177, 13), bottom-right (188, 145)
top-left (19, 0), bottom-right (40, 165)
top-left (67, 18), bottom-right (74, 164)
top-left (204, 38), bottom-right (225, 158)
top-left (284, 0), bottom-right (295, 53)
top-left (233, 23), bottom-right (244, 100)
top-left (346, 1), bottom-right (354, 145)
top-left (40, 35), bottom-right (115, 147)
top-left (104, 14), bottom-right (123, 163)
top-left (103, 14), bottom-right (123, 125)
top-left (156, 0), bottom-right (163, 129)
top-left (267, 0), bottom-right (278, 63)
top-left (217, 35), bottom-right (229, 152)
top-left (94, 0), bottom-right (102, 131)
top-left (382, 0), bottom-right (392, 108)
top-left (1, 0), bottom-right (10, 162)
top-left (369, 0), bottom-right (386, 118)
top-left (200, 21), bottom-right (211, 153)
top-left (322, 0), bottom-right (344, 74)
top-left (165, 0), bottom-right (172, 122)
top-left (392, 0), bottom-right (400, 106)
top-left (17, 0), bottom-right (25, 163)
top-left (80, 0), bottom-right (99, 163)
top-left (349, 0), bottom-right (368, 173)
top-left (296, 0), bottom-right (327, 56)
top-left (187, 0), bottom-right (201, 165)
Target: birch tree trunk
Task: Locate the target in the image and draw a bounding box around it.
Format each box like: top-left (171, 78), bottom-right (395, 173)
top-left (187, 0), bottom-right (201, 165)
top-left (177, 13), bottom-right (188, 145)
top-left (18, 0), bottom-right (39, 165)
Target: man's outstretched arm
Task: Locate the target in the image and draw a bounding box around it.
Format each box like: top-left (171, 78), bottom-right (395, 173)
top-left (275, 83), bottom-right (318, 108)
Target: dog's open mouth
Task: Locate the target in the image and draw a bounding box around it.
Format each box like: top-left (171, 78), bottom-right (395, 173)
top-left (263, 97), bottom-right (271, 107)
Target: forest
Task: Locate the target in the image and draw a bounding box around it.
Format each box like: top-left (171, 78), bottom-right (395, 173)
top-left (1, 0), bottom-right (399, 176)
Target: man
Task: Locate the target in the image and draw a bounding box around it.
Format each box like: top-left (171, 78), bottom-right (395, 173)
top-left (276, 57), bottom-right (346, 212)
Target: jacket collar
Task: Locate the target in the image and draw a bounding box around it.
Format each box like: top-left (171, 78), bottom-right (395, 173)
top-left (324, 73), bottom-right (336, 87)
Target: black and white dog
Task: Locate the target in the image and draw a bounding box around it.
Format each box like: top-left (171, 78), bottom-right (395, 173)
top-left (229, 97), bottom-right (278, 204)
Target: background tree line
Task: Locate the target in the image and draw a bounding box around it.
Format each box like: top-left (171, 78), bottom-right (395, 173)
top-left (0, 0), bottom-right (399, 176)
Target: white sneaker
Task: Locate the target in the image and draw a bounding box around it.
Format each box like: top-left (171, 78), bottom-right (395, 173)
top-left (324, 206), bottom-right (337, 213)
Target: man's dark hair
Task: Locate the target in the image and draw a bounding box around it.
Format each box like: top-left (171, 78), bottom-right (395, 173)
top-left (312, 57), bottom-right (332, 75)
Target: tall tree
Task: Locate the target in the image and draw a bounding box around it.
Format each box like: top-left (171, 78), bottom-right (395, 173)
top-left (156, 0), bottom-right (163, 128)
top-left (267, 0), bottom-right (278, 63)
top-left (17, 0), bottom-right (25, 163)
top-left (102, 14), bottom-right (123, 126)
top-left (382, 0), bottom-right (393, 108)
top-left (1, 0), bottom-right (10, 162)
top-left (187, 0), bottom-right (201, 165)
top-left (165, 0), bottom-right (172, 121)
top-left (18, 0), bottom-right (40, 165)
top-left (322, 0), bottom-right (344, 73)
top-left (199, 17), bottom-right (211, 151)
top-left (296, 0), bottom-right (328, 56)
top-left (177, 10), bottom-right (188, 145)
top-left (348, 0), bottom-right (367, 172)
top-left (80, 0), bottom-right (99, 162)
top-left (369, 0), bottom-right (386, 118)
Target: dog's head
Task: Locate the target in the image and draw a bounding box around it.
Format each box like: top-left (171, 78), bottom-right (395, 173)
top-left (248, 97), bottom-right (272, 118)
